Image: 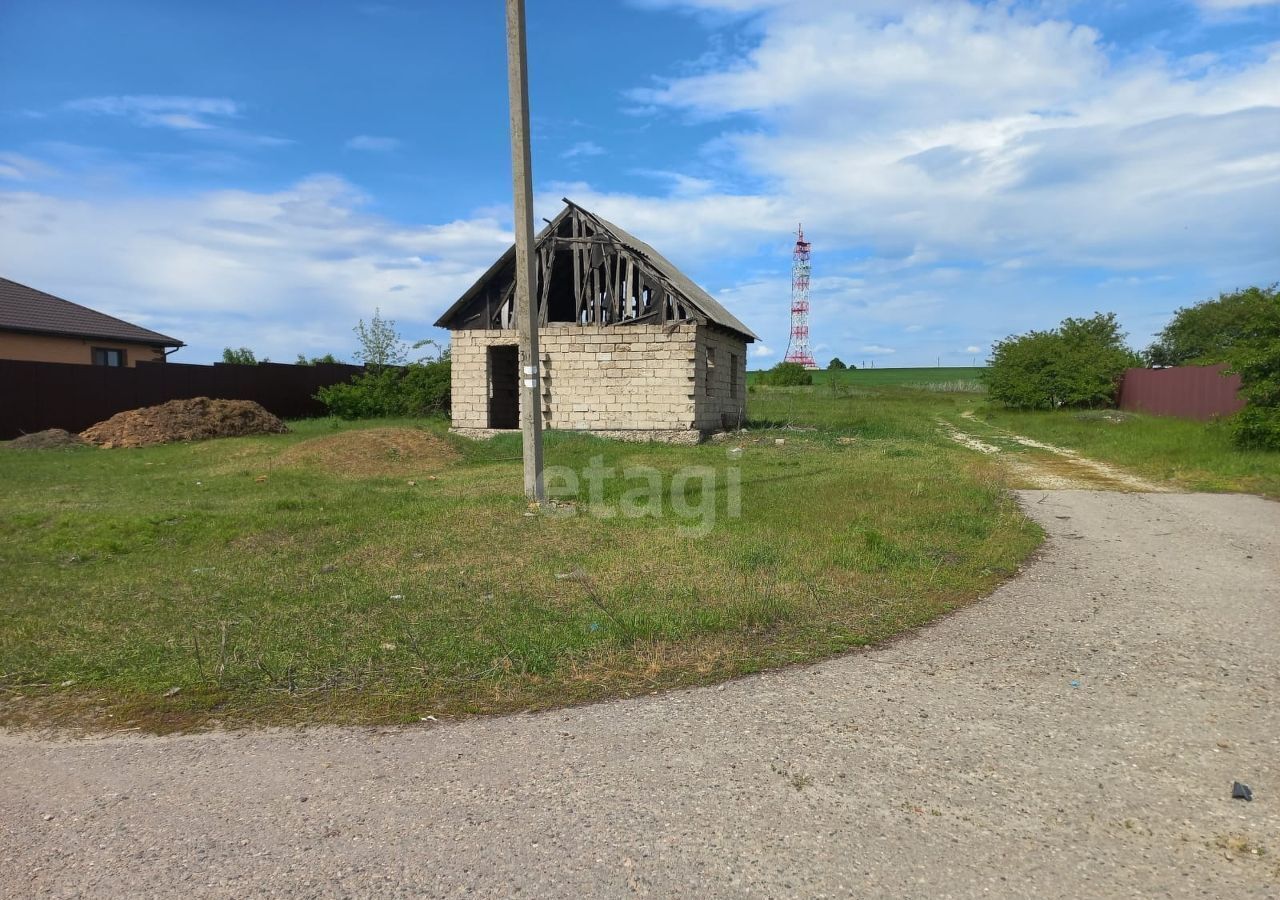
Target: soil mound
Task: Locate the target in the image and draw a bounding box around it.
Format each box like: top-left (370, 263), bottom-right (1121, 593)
top-left (81, 397), bottom-right (288, 448)
top-left (8, 428), bottom-right (88, 450)
top-left (272, 427), bottom-right (458, 477)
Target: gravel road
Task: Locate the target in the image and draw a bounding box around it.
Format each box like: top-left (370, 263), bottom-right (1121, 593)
top-left (3, 490), bottom-right (1277, 898)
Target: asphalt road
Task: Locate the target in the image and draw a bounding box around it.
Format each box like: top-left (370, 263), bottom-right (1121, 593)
top-left (3, 490), bottom-right (1277, 898)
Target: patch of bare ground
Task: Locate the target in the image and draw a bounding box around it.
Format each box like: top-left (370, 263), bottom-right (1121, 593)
top-left (270, 427), bottom-right (459, 477)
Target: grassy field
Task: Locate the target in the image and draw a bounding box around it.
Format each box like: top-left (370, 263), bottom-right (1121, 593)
top-left (975, 406), bottom-right (1280, 498)
top-left (751, 365), bottom-right (986, 390)
top-left (0, 382), bottom-right (1039, 732)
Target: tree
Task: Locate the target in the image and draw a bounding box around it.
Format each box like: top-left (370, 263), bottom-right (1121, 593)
top-left (221, 347), bottom-right (258, 365)
top-left (1146, 285), bottom-right (1278, 367)
top-left (757, 361), bottom-right (813, 386)
top-left (1216, 286), bottom-right (1280, 450)
top-left (411, 338), bottom-right (446, 363)
top-left (353, 308), bottom-right (408, 368)
top-left (985, 313), bottom-right (1139, 409)
top-left (1144, 285), bottom-right (1280, 449)
top-left (827, 357), bottom-right (848, 370)
top-left (295, 353), bottom-right (342, 366)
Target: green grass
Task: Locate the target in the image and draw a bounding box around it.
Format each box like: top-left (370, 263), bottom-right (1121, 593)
top-left (976, 406), bottom-right (1280, 498)
top-left (751, 365), bottom-right (986, 390)
top-left (0, 390), bottom-right (1038, 732)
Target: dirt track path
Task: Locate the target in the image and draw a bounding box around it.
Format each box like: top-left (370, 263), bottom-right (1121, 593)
top-left (941, 412), bottom-right (1170, 491)
top-left (3, 490), bottom-right (1278, 898)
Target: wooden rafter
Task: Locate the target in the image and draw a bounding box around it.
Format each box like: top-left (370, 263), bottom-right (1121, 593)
top-left (470, 203), bottom-right (707, 332)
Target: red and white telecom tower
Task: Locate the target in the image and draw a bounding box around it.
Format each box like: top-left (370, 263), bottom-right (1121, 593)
top-left (783, 224), bottom-right (817, 369)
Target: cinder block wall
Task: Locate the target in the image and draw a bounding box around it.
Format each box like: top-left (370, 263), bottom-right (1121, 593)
top-left (693, 326), bottom-right (749, 431)
top-left (450, 323), bottom-right (750, 438)
top-left (450, 324), bottom-right (702, 434)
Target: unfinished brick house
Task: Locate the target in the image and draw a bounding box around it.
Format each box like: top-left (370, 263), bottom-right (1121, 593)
top-left (436, 200), bottom-right (756, 443)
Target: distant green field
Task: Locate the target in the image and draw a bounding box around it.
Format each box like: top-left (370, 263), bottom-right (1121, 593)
top-left (750, 366), bottom-right (987, 390)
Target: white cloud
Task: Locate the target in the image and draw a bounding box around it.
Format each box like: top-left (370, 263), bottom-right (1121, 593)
top-left (0, 153), bottom-right (57, 182)
top-left (346, 135), bottom-right (402, 152)
top-left (621, 1), bottom-right (1279, 272)
top-left (62, 95), bottom-right (290, 148)
top-left (15, 2), bottom-right (1275, 369)
top-left (533, 0), bottom-right (1278, 365)
top-left (964, 345), bottom-right (981, 353)
top-left (631, 169), bottom-right (716, 196)
top-left (561, 141), bottom-right (606, 159)
top-left (860, 344), bottom-right (896, 355)
top-left (1194, 0), bottom-right (1280, 8)
top-left (630, 0), bottom-right (784, 11)
top-left (65, 95), bottom-right (241, 130)
top-left (635, 5), bottom-right (1105, 124)
top-left (538, 181), bottom-right (785, 261)
top-left (0, 175), bottom-right (512, 362)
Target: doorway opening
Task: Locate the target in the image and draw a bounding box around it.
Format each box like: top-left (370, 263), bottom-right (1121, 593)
top-left (487, 345), bottom-right (520, 429)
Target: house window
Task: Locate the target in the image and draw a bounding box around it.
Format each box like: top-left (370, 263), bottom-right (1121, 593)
top-left (730, 353), bottom-right (739, 398)
top-left (705, 346), bottom-right (716, 396)
top-left (92, 347), bottom-right (126, 367)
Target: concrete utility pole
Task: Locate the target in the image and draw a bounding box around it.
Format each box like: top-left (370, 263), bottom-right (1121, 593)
top-left (505, 0), bottom-right (545, 502)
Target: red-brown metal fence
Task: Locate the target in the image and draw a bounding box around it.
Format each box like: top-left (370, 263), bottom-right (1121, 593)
top-left (1117, 364), bottom-right (1244, 421)
top-left (0, 359), bottom-right (364, 439)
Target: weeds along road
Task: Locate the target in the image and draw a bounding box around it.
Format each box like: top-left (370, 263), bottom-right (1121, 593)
top-left (3, 489), bottom-right (1278, 899)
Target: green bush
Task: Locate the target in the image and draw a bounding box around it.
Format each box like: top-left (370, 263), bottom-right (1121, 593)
top-left (985, 313), bottom-right (1139, 409)
top-left (758, 361), bottom-right (813, 386)
top-left (1223, 292), bottom-right (1280, 449)
top-left (316, 311), bottom-right (451, 420)
top-left (1146, 285), bottom-right (1277, 367)
top-left (1146, 284), bottom-right (1279, 450)
top-left (1231, 406), bottom-right (1280, 450)
top-left (317, 357), bottom-right (451, 419)
top-left (827, 357), bottom-right (848, 370)
top-left (402, 357), bottom-right (452, 414)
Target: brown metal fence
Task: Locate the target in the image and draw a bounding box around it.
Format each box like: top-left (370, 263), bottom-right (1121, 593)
top-left (0, 359), bottom-right (365, 439)
top-left (1117, 364), bottom-right (1244, 421)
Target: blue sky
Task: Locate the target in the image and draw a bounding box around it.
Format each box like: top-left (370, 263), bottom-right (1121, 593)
top-left (1, 0), bottom-right (1277, 367)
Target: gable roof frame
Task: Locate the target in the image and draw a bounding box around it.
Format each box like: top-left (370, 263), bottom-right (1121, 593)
top-left (434, 200), bottom-right (756, 341)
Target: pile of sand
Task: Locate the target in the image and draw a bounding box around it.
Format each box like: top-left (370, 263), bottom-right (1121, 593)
top-left (80, 397), bottom-right (288, 448)
top-left (272, 427), bottom-right (458, 477)
top-left (7, 428), bottom-right (88, 450)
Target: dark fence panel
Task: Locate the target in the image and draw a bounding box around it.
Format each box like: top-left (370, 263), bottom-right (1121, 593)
top-left (0, 360), bottom-right (364, 439)
top-left (1118, 364), bottom-right (1244, 421)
